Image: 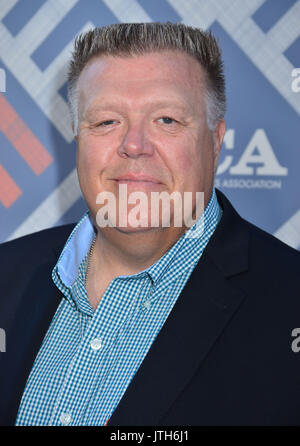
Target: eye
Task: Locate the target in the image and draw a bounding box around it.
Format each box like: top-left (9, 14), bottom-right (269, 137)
top-left (97, 119), bottom-right (116, 127)
top-left (158, 117), bottom-right (176, 125)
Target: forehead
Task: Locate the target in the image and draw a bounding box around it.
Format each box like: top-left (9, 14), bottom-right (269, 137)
top-left (77, 50), bottom-right (206, 113)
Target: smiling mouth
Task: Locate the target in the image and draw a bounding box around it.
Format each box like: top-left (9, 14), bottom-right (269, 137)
top-left (113, 172), bottom-right (163, 183)
top-left (114, 179), bottom-right (164, 188)
top-left (111, 179), bottom-right (165, 192)
top-left (115, 179), bottom-right (160, 183)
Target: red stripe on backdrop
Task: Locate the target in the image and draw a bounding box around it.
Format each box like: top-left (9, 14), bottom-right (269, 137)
top-left (0, 94), bottom-right (53, 175)
top-left (0, 164), bottom-right (22, 207)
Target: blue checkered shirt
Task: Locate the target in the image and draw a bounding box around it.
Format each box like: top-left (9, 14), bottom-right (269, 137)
top-left (15, 188), bottom-right (222, 426)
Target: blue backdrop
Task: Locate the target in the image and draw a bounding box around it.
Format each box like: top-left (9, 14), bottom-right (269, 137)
top-left (0, 0), bottom-right (299, 249)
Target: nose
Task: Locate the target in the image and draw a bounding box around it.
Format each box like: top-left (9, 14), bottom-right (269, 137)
top-left (118, 119), bottom-right (154, 159)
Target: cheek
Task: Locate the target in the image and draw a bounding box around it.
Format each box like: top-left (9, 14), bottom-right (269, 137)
top-left (170, 138), bottom-right (204, 182)
top-left (77, 139), bottom-right (98, 170)
top-left (76, 139), bottom-right (103, 201)
top-left (77, 135), bottom-right (113, 175)
top-left (168, 132), bottom-right (214, 190)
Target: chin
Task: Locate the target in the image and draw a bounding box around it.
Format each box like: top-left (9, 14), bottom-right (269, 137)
top-left (113, 225), bottom-right (162, 235)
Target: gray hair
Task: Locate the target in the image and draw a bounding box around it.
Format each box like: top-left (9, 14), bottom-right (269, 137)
top-left (67, 22), bottom-right (226, 134)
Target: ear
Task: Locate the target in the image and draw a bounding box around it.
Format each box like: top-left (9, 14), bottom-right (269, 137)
top-left (213, 119), bottom-right (226, 174)
top-left (72, 123), bottom-right (78, 141)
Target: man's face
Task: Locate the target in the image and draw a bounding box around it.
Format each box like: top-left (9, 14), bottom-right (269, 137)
top-left (75, 50), bottom-right (225, 232)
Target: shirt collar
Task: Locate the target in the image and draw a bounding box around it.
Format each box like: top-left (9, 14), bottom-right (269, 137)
top-left (53, 211), bottom-right (96, 289)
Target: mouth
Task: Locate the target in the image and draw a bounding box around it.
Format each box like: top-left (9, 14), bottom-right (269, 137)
top-left (111, 175), bottom-right (164, 192)
top-left (115, 179), bottom-right (161, 185)
top-left (113, 180), bottom-right (164, 191)
top-left (114, 174), bottom-right (162, 184)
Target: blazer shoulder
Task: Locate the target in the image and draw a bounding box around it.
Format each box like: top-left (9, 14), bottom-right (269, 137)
top-left (241, 217), bottom-right (300, 278)
top-left (0, 223), bottom-right (76, 263)
top-left (244, 217), bottom-right (300, 256)
top-left (213, 189), bottom-right (300, 279)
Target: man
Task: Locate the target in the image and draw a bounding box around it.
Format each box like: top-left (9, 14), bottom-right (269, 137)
top-left (0, 22), bottom-right (300, 426)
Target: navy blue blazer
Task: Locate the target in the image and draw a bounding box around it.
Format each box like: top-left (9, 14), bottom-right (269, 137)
top-left (1, 189), bottom-right (300, 426)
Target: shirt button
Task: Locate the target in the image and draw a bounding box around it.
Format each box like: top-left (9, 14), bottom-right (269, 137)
top-left (60, 412), bottom-right (71, 425)
top-left (144, 299), bottom-right (151, 310)
top-left (90, 337), bottom-right (102, 351)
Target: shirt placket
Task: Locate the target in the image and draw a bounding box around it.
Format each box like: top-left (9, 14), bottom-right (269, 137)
top-left (49, 275), bottom-right (146, 425)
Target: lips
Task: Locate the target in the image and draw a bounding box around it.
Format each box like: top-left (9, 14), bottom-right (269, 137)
top-left (114, 173), bottom-right (162, 183)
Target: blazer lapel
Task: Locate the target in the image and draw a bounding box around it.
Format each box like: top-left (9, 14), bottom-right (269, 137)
top-left (108, 189), bottom-right (249, 425)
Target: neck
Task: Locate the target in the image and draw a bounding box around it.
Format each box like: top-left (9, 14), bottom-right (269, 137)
top-left (93, 225), bottom-right (187, 277)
